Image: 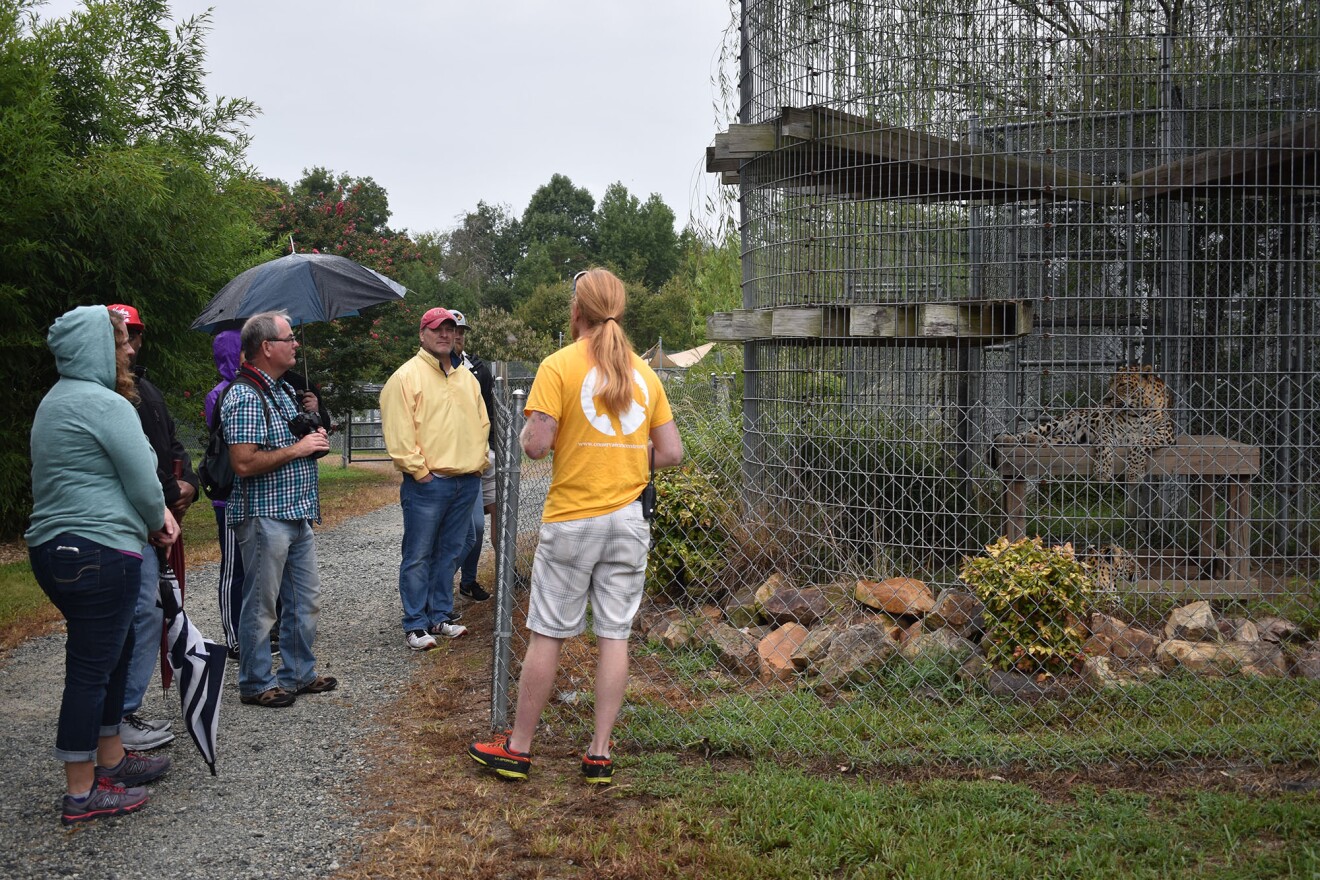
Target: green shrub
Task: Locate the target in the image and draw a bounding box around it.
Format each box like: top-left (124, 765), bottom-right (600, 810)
top-left (647, 463), bottom-right (735, 602)
top-left (959, 536), bottom-right (1091, 675)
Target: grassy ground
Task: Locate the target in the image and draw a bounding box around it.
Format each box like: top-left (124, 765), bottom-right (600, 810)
top-left (336, 592), bottom-right (1320, 880)
top-left (0, 460), bottom-right (400, 653)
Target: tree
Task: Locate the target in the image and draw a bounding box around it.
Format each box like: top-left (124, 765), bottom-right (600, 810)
top-left (595, 182), bottom-right (680, 291)
top-left (441, 201), bottom-right (520, 311)
top-left (257, 168), bottom-right (444, 416)
top-left (514, 281), bottom-right (573, 343)
top-left (513, 173), bottom-right (596, 295)
top-left (0, 0), bottom-right (265, 535)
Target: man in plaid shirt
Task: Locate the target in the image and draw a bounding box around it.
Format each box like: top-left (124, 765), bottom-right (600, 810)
top-left (222, 311), bottom-right (338, 708)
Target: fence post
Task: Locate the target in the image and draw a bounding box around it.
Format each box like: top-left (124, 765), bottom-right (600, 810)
top-left (490, 387), bottom-right (525, 730)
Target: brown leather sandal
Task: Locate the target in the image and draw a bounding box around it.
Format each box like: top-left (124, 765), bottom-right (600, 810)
top-left (240, 687), bottom-right (296, 708)
top-left (296, 675), bottom-right (338, 695)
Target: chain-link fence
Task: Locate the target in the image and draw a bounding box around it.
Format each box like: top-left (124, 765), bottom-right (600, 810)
top-left (485, 0), bottom-right (1319, 772)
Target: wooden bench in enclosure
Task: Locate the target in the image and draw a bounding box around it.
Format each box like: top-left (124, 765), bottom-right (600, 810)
top-left (995, 434), bottom-right (1261, 595)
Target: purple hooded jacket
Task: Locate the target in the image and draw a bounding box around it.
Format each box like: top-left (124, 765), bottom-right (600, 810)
top-left (204, 329), bottom-right (242, 508)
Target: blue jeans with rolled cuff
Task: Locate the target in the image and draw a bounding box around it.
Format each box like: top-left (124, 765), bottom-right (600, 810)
top-left (29, 534), bottom-right (140, 763)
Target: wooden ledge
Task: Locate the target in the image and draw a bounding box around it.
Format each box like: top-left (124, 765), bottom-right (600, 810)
top-left (995, 434), bottom-right (1260, 480)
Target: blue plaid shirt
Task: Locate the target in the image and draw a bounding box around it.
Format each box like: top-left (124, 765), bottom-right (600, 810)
top-left (221, 368), bottom-right (320, 524)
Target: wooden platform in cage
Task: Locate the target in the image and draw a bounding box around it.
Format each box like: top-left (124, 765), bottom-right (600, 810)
top-left (1128, 550), bottom-right (1260, 599)
top-left (996, 435), bottom-right (1260, 585)
top-left (707, 106), bottom-right (1319, 203)
top-left (707, 299), bottom-right (1033, 345)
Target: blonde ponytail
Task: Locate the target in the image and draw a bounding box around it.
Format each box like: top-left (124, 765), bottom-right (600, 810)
top-left (573, 268), bottom-right (635, 417)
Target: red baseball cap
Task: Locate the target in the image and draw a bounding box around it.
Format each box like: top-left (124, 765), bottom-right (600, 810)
top-left (107, 304), bottom-right (144, 331)
top-left (419, 307), bottom-right (457, 330)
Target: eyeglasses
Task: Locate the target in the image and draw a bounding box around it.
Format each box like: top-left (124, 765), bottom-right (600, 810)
top-left (266, 335), bottom-right (297, 344)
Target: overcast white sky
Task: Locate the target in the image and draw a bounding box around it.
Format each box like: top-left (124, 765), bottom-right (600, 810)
top-left (39, 0), bottom-right (738, 235)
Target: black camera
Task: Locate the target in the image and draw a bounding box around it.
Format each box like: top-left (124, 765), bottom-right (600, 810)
top-left (288, 411), bottom-right (328, 459)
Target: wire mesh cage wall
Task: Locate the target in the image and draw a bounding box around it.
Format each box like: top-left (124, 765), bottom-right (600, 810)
top-left (716, 0), bottom-right (1320, 594)
top-left (489, 0), bottom-right (1320, 775)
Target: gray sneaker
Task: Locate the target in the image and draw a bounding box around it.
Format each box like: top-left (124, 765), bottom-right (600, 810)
top-left (429, 620), bottom-right (467, 639)
top-left (96, 750), bottom-right (171, 787)
top-left (119, 714), bottom-right (175, 751)
top-left (123, 711), bottom-right (170, 733)
top-left (61, 778), bottom-right (148, 825)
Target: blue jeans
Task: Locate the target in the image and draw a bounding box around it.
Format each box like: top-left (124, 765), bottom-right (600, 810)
top-left (121, 543), bottom-right (160, 716)
top-left (399, 473), bottom-right (479, 633)
top-left (29, 535), bottom-right (140, 762)
top-left (234, 517), bottom-right (321, 696)
top-left (459, 491), bottom-right (485, 585)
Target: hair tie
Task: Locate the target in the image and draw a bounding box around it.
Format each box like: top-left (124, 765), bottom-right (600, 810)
top-left (603, 316), bottom-right (617, 323)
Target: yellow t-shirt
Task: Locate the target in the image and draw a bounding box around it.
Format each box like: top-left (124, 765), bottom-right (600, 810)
top-left (525, 340), bottom-right (673, 523)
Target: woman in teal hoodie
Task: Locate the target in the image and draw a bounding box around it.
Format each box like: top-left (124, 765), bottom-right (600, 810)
top-left (26, 305), bottom-right (180, 825)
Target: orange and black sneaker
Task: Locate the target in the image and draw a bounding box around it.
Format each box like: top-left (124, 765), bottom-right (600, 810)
top-left (468, 731), bottom-right (531, 780)
top-left (581, 752), bottom-right (613, 784)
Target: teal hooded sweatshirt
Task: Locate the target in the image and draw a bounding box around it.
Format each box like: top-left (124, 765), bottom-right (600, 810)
top-left (25, 305), bottom-right (166, 553)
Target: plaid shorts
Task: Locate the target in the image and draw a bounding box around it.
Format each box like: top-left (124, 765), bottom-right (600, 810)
top-left (526, 502), bottom-right (650, 639)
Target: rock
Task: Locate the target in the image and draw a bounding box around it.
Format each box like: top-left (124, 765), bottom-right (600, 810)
top-left (982, 669), bottom-right (1077, 702)
top-left (925, 590), bottom-right (985, 637)
top-left (790, 625), bottom-right (840, 671)
top-left (957, 654), bottom-right (987, 684)
top-left (1156, 639), bottom-right (1287, 677)
top-left (1084, 613), bottom-right (1158, 660)
top-left (1217, 617), bottom-right (1259, 642)
top-left (812, 623), bottom-right (897, 688)
top-left (698, 621), bottom-right (760, 675)
top-left (898, 628), bottom-right (976, 671)
top-left (1110, 625), bottom-right (1159, 660)
top-left (1083, 655), bottom-right (1160, 689)
top-left (1164, 600), bottom-right (1218, 641)
top-left (1083, 655), bottom-right (1124, 689)
top-left (1089, 613), bottom-right (1129, 641)
top-left (698, 605), bottom-right (724, 622)
top-left (758, 623), bottom-right (809, 683)
top-left (1292, 642), bottom-right (1320, 679)
top-left (854, 577), bottom-right (935, 616)
top-left (755, 573), bottom-right (789, 607)
top-left (653, 618), bottom-right (699, 650)
top-left (762, 587), bottom-right (832, 627)
top-left (1257, 616), bottom-right (1308, 644)
top-left (723, 586), bottom-right (763, 629)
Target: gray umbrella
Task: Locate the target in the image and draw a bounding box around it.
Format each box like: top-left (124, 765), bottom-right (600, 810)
top-left (191, 253), bottom-right (407, 333)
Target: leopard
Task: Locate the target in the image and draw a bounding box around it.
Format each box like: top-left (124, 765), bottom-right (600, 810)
top-left (1081, 543), bottom-right (1137, 606)
top-left (997, 366), bottom-right (1176, 481)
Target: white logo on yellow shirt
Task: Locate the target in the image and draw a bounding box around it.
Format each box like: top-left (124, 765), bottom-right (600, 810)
top-left (579, 367), bottom-right (649, 436)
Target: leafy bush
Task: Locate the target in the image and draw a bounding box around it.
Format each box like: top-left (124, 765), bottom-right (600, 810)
top-left (959, 536), bottom-right (1091, 675)
top-left (647, 463), bottom-right (735, 603)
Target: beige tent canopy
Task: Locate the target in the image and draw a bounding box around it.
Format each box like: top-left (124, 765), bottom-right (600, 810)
top-left (640, 341), bottom-right (715, 370)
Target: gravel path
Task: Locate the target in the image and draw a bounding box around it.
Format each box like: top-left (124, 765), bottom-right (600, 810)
top-left (0, 504), bottom-right (418, 879)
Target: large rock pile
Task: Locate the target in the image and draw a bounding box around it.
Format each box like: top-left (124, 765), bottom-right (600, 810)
top-left (641, 576), bottom-right (1320, 692)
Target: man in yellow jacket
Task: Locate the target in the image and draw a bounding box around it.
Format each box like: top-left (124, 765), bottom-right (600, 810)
top-left (380, 307), bottom-right (489, 651)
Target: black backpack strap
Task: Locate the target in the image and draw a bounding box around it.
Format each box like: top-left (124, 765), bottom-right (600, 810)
top-left (223, 374), bottom-right (275, 445)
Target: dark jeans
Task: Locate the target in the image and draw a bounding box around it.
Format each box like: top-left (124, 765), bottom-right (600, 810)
top-left (29, 534), bottom-right (140, 763)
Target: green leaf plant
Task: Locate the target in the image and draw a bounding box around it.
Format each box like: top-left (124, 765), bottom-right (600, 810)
top-left (959, 536), bottom-right (1092, 676)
